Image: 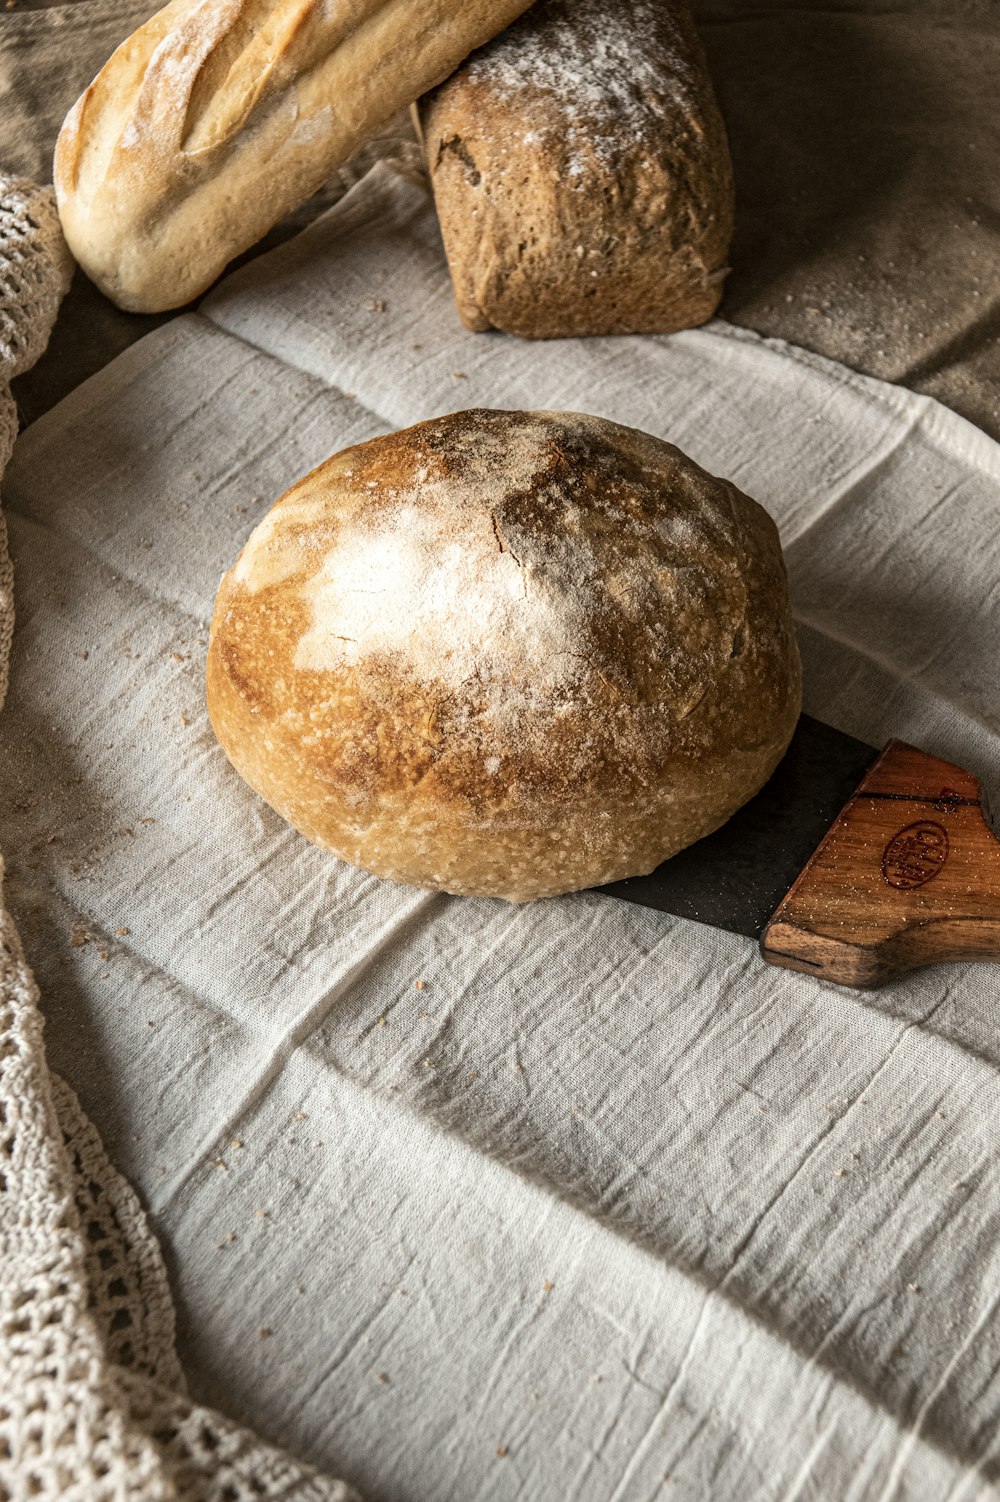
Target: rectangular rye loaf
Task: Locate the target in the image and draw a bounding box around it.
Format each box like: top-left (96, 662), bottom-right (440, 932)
top-left (417, 0), bottom-right (735, 339)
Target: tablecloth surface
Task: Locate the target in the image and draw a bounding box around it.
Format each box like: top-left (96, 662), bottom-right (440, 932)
top-left (4, 160), bottom-right (1000, 1501)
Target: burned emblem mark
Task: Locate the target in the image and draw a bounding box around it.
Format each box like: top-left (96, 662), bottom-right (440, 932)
top-left (882, 820), bottom-right (950, 889)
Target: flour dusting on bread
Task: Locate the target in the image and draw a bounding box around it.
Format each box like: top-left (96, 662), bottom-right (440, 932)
top-left (283, 410), bottom-right (745, 733)
top-left (467, 0), bottom-right (697, 174)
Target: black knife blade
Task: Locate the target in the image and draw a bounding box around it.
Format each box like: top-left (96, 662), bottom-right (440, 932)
top-left (598, 714), bottom-right (877, 938)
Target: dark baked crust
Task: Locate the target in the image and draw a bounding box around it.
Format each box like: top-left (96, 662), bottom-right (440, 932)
top-left (419, 0), bottom-right (735, 338)
top-left (206, 410), bottom-right (800, 901)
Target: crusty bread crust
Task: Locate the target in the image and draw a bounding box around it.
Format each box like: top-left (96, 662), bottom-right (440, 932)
top-left (419, 0), bottom-right (735, 338)
top-left (206, 410), bottom-right (801, 902)
top-left (54, 0), bottom-right (534, 312)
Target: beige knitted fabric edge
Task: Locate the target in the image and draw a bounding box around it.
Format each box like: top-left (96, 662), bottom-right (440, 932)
top-left (0, 179), bottom-right (72, 709)
top-left (0, 178), bottom-right (359, 1502)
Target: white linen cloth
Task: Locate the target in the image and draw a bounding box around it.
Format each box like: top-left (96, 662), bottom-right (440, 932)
top-left (0, 181), bottom-right (357, 1501)
top-left (4, 160), bottom-right (1000, 1501)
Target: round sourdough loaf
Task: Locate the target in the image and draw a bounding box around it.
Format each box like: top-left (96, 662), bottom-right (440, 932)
top-left (206, 410), bottom-right (801, 901)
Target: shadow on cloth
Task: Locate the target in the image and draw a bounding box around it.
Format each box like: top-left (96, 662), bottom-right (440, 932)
top-left (695, 0), bottom-right (1000, 439)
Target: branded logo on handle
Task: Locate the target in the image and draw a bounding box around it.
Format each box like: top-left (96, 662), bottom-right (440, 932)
top-left (882, 821), bottom-right (949, 889)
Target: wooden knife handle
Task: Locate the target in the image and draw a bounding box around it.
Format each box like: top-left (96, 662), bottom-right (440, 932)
top-left (760, 741), bottom-right (1000, 988)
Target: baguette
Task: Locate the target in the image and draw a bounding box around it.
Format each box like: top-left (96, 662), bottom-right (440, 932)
top-left (54, 0), bottom-right (534, 312)
top-left (418, 0), bottom-right (734, 338)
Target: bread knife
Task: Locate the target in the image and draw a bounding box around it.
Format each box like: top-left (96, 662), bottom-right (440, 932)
top-left (598, 716), bottom-right (1000, 989)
